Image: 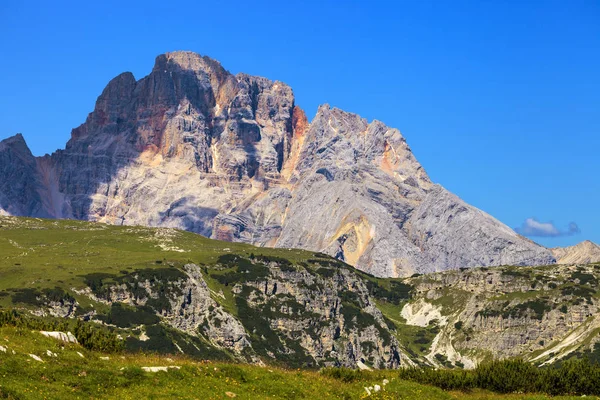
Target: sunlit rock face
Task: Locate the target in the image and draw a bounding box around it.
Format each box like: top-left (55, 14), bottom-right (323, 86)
top-left (0, 51), bottom-right (554, 276)
top-left (552, 241), bottom-right (600, 265)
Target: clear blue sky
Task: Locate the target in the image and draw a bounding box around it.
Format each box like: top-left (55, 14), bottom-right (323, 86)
top-left (1, 1), bottom-right (598, 248)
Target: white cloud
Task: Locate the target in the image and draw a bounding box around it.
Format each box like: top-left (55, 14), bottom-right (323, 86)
top-left (515, 218), bottom-right (580, 238)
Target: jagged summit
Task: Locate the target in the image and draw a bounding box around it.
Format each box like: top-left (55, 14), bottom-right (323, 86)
top-left (0, 51), bottom-right (555, 276)
top-left (0, 133), bottom-right (30, 152)
top-left (158, 51), bottom-right (224, 71)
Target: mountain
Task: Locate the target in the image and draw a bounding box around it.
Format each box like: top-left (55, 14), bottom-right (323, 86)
top-left (0, 216), bottom-right (599, 370)
top-left (552, 240), bottom-right (600, 265)
top-left (0, 51), bottom-right (554, 277)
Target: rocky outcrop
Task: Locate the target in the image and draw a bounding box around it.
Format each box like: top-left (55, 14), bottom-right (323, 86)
top-left (0, 51), bottom-right (554, 276)
top-left (228, 260), bottom-right (402, 368)
top-left (388, 263), bottom-right (600, 368)
top-left (552, 241), bottom-right (600, 265)
top-left (19, 254), bottom-right (402, 368)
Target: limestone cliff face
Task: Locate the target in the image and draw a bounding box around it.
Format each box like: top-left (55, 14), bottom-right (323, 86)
top-left (0, 51), bottom-right (554, 276)
top-left (40, 258), bottom-right (403, 369)
top-left (552, 241), bottom-right (600, 265)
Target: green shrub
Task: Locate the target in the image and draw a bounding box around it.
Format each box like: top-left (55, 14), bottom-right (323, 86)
top-left (365, 280), bottom-right (412, 305)
top-left (398, 358), bottom-right (600, 396)
top-left (476, 299), bottom-right (551, 320)
top-left (560, 304), bottom-right (568, 313)
top-left (315, 268), bottom-right (336, 278)
top-left (9, 287), bottom-right (75, 307)
top-left (571, 271), bottom-right (597, 285)
top-left (0, 309), bottom-right (122, 352)
top-left (320, 367), bottom-right (364, 383)
top-left (211, 255), bottom-right (270, 285)
top-left (97, 303), bottom-right (160, 328)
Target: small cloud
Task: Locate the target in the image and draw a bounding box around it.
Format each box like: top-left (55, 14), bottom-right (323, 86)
top-left (515, 218), bottom-right (580, 237)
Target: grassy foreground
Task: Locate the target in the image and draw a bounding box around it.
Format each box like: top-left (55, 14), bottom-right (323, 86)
top-left (0, 326), bottom-right (594, 400)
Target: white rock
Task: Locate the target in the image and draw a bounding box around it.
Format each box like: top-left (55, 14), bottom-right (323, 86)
top-left (141, 366), bottom-right (181, 372)
top-left (0, 345), bottom-right (7, 353)
top-left (40, 331), bottom-right (78, 344)
top-left (356, 360), bottom-right (372, 371)
top-left (29, 354), bottom-right (43, 362)
top-left (373, 385), bottom-right (381, 392)
top-left (76, 352), bottom-right (85, 358)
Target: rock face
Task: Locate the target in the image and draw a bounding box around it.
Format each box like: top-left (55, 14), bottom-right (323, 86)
top-left (0, 134), bottom-right (50, 217)
top-left (0, 51), bottom-right (555, 276)
top-left (552, 241), bottom-right (600, 265)
top-left (407, 185), bottom-right (556, 274)
top-left (394, 263), bottom-right (600, 368)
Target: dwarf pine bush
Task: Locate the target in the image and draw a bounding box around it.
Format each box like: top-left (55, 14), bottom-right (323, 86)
top-left (397, 358), bottom-right (600, 396)
top-left (0, 309), bottom-right (123, 352)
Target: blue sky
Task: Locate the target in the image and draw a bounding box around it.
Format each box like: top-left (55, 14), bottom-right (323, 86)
top-left (0, 1), bottom-right (598, 247)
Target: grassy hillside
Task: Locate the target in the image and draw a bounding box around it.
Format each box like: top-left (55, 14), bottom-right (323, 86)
top-left (0, 325), bottom-right (590, 400)
top-left (0, 215), bottom-right (398, 306)
top-left (0, 216), bottom-right (410, 369)
top-left (4, 216), bottom-right (600, 398)
top-left (0, 216), bottom-right (316, 294)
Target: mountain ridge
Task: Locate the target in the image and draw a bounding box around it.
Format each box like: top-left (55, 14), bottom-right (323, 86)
top-left (552, 240), bottom-right (600, 265)
top-left (0, 51), bottom-right (555, 276)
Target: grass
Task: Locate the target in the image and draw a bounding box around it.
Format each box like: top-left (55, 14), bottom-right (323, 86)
top-left (0, 326), bottom-right (591, 400)
top-left (0, 216), bottom-right (356, 320)
top-left (0, 216), bottom-right (323, 297)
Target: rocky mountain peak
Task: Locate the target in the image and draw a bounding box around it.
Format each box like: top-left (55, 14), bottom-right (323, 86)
top-left (0, 133), bottom-right (31, 155)
top-left (0, 51), bottom-right (556, 276)
top-left (71, 72), bottom-right (137, 140)
top-left (156, 51), bottom-right (222, 73)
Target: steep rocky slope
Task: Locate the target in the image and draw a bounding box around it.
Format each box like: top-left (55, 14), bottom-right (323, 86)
top-left (552, 241), bottom-right (600, 265)
top-left (0, 51), bottom-right (554, 276)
